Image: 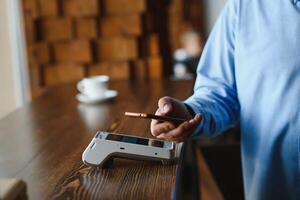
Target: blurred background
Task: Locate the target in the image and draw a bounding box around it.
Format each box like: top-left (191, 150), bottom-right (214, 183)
top-left (0, 0), bottom-right (227, 119)
top-left (1, 1), bottom-right (246, 199)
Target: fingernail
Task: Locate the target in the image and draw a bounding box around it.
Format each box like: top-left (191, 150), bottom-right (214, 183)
top-left (196, 114), bottom-right (202, 121)
top-left (163, 104), bottom-right (171, 113)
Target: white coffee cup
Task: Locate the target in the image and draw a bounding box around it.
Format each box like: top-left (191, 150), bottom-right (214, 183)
top-left (77, 75), bottom-right (109, 98)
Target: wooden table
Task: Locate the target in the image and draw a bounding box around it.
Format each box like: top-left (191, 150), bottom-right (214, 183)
top-left (0, 80), bottom-right (223, 200)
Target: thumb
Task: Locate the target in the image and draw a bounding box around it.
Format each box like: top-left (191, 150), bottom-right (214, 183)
top-left (158, 96), bottom-right (173, 114)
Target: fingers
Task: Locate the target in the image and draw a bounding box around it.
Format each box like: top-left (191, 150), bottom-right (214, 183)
top-left (158, 96), bottom-right (173, 115)
top-left (156, 122), bottom-right (187, 140)
top-left (151, 121), bottom-right (176, 136)
top-left (158, 121), bottom-right (192, 140)
top-left (150, 108), bottom-right (166, 129)
top-left (157, 133), bottom-right (185, 143)
top-left (156, 114), bottom-right (202, 142)
top-left (189, 114), bottom-right (202, 125)
top-left (151, 96), bottom-right (176, 132)
top-left (152, 96), bottom-right (202, 142)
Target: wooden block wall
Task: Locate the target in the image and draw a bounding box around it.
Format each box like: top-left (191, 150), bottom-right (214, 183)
top-left (63, 0), bottom-right (99, 17)
top-left (54, 40), bottom-right (92, 63)
top-left (89, 62), bottom-right (130, 80)
top-left (96, 38), bottom-right (138, 61)
top-left (100, 14), bottom-right (142, 37)
top-left (40, 18), bottom-right (73, 41)
top-left (76, 18), bottom-right (97, 39)
top-left (45, 64), bottom-right (85, 85)
top-left (39, 0), bottom-right (58, 17)
top-left (167, 0), bottom-right (205, 52)
top-left (103, 0), bottom-right (146, 15)
top-left (133, 60), bottom-right (148, 80)
top-left (22, 0), bottom-right (205, 98)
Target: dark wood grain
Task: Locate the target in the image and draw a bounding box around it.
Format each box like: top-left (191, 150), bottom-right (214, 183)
top-left (0, 80), bottom-right (222, 200)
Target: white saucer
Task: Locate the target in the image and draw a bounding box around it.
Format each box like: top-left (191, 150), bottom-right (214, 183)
top-left (76, 90), bottom-right (118, 104)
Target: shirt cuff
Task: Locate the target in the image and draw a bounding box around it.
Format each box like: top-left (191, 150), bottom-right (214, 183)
top-left (183, 103), bottom-right (196, 117)
top-left (184, 96), bottom-right (206, 138)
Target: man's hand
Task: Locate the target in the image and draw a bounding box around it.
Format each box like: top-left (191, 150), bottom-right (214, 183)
top-left (150, 96), bottom-right (202, 143)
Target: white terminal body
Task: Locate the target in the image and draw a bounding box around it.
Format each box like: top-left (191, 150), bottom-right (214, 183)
top-left (82, 131), bottom-right (176, 167)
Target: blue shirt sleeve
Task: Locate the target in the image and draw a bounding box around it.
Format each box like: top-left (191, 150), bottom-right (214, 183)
top-left (185, 0), bottom-right (241, 137)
